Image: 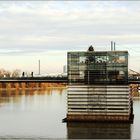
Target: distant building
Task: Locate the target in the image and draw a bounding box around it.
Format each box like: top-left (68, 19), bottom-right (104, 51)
top-left (63, 65), bottom-right (67, 73)
top-left (66, 47), bottom-right (132, 122)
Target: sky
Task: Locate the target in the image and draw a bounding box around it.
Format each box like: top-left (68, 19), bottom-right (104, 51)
top-left (0, 1), bottom-right (140, 74)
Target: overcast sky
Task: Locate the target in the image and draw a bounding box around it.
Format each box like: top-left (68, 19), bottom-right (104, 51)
top-left (0, 1), bottom-right (140, 74)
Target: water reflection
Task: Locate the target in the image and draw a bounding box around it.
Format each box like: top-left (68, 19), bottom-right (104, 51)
top-left (0, 88), bottom-right (139, 139)
top-left (0, 88), bottom-right (65, 111)
top-left (0, 88), bottom-right (64, 97)
top-left (0, 88), bottom-right (67, 138)
top-left (67, 122), bottom-right (131, 139)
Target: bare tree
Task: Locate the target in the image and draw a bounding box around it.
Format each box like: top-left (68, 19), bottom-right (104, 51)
top-left (0, 69), bottom-right (6, 78)
top-left (4, 70), bottom-right (11, 78)
top-left (11, 69), bottom-right (21, 78)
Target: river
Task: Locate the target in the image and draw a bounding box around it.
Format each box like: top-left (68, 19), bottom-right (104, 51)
top-left (0, 88), bottom-right (139, 139)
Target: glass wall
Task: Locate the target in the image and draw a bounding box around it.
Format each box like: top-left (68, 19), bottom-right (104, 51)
top-left (68, 51), bottom-right (128, 85)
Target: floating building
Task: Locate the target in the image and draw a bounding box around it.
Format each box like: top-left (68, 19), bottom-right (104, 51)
top-left (66, 46), bottom-right (133, 121)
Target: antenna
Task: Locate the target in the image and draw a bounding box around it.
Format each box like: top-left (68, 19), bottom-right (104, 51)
top-left (114, 42), bottom-right (116, 51)
top-left (38, 60), bottom-right (40, 75)
top-left (111, 41), bottom-right (113, 51)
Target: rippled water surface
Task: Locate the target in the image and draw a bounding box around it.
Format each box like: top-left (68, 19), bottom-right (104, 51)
top-left (0, 88), bottom-right (139, 139)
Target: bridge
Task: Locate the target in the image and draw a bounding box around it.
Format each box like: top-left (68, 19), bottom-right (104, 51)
top-left (128, 69), bottom-right (140, 84)
top-left (0, 68), bottom-right (140, 84)
top-left (0, 77), bottom-right (67, 89)
top-left (0, 76), bottom-right (140, 84)
top-left (0, 77), bottom-right (68, 83)
top-left (128, 78), bottom-right (140, 84)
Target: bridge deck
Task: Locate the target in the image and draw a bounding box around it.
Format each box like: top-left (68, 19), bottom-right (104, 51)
top-left (0, 77), bottom-right (67, 83)
top-left (0, 77), bottom-right (140, 84)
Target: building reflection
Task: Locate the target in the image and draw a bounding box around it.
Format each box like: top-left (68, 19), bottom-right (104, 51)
top-left (67, 122), bottom-right (131, 139)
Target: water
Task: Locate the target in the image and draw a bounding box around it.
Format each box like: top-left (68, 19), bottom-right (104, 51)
top-left (0, 88), bottom-right (139, 139)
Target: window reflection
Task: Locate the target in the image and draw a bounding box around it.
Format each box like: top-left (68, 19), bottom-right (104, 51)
top-left (68, 51), bottom-right (128, 85)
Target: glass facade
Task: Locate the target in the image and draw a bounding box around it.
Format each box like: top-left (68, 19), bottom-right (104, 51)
top-left (68, 51), bottom-right (128, 85)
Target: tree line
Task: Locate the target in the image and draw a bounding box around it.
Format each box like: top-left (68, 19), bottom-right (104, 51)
top-left (0, 69), bottom-right (21, 78)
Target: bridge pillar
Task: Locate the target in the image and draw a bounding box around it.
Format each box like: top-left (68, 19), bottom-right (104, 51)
top-left (130, 84), bottom-right (139, 97)
top-left (21, 82), bottom-right (26, 89)
top-left (6, 83), bottom-right (11, 89)
top-left (15, 83), bottom-right (20, 89)
top-left (0, 83), bottom-right (2, 89)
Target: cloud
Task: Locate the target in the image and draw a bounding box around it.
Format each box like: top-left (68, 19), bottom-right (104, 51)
top-left (0, 1), bottom-right (140, 72)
